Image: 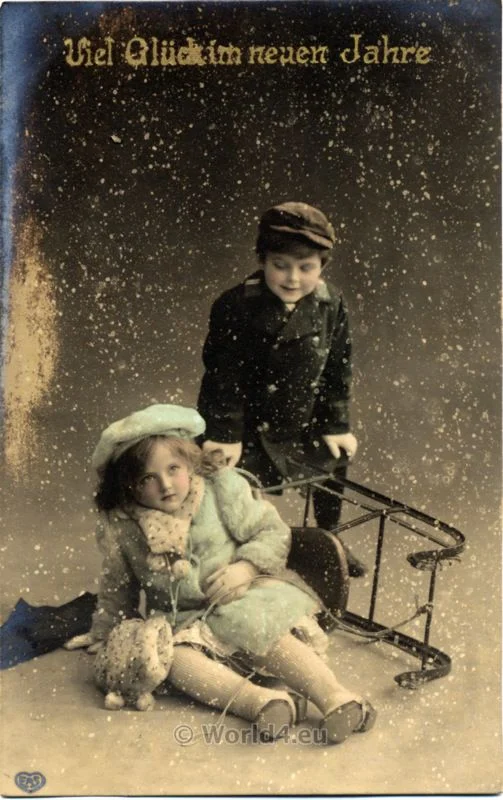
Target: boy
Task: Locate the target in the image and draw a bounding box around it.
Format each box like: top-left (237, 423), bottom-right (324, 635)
top-left (197, 201), bottom-right (366, 577)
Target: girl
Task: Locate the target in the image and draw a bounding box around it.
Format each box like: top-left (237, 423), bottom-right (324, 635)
top-left (69, 404), bottom-right (376, 743)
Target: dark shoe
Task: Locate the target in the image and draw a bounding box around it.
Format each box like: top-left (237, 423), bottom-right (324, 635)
top-left (251, 676), bottom-right (308, 722)
top-left (320, 699), bottom-right (377, 744)
top-left (255, 697), bottom-right (296, 741)
top-left (340, 541), bottom-right (368, 578)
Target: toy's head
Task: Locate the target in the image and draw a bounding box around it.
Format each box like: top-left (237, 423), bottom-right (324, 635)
top-left (94, 616), bottom-right (174, 711)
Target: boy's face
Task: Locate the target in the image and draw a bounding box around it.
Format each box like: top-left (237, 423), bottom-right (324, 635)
top-left (134, 440), bottom-right (191, 513)
top-left (263, 250), bottom-right (323, 305)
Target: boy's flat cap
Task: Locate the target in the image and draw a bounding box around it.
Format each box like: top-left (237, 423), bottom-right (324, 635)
top-left (92, 404), bottom-right (206, 472)
top-left (259, 202), bottom-right (335, 248)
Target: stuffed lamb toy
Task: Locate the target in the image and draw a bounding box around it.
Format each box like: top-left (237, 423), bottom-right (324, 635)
top-left (94, 616), bottom-right (174, 711)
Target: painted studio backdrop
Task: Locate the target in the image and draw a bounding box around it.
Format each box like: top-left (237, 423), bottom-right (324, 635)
top-left (1, 1), bottom-right (501, 796)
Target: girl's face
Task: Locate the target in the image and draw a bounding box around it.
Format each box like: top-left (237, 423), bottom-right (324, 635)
top-left (133, 440), bottom-right (192, 513)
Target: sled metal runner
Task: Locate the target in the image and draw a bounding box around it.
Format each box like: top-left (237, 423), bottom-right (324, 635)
top-left (262, 456), bottom-right (466, 690)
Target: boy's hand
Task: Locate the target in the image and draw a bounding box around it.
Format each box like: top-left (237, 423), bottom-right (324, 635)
top-left (322, 433), bottom-right (358, 461)
top-left (202, 440), bottom-right (243, 468)
top-left (205, 560), bottom-right (259, 605)
top-left (64, 632), bottom-right (104, 654)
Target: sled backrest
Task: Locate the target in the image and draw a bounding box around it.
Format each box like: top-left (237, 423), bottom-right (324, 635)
top-left (287, 527), bottom-right (350, 631)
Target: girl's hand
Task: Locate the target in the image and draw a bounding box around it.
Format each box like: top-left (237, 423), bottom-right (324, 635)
top-left (202, 440), bottom-right (243, 468)
top-left (64, 632), bottom-right (104, 654)
top-left (322, 433), bottom-right (358, 461)
top-left (205, 560), bottom-right (259, 605)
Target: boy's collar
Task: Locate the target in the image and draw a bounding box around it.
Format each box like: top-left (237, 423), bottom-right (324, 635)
top-left (243, 270), bottom-right (331, 303)
top-left (314, 279), bottom-right (331, 302)
top-left (244, 271), bottom-right (331, 340)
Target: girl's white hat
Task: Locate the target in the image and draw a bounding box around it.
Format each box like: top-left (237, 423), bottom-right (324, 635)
top-left (91, 404), bottom-right (206, 472)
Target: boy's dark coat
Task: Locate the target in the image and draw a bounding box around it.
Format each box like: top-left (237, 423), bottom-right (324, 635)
top-left (198, 270), bottom-right (352, 451)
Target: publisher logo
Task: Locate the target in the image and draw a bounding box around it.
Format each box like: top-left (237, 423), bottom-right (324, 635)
top-left (14, 772), bottom-right (46, 794)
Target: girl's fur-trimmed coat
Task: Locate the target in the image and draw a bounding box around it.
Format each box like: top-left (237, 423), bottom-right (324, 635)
top-left (90, 468), bottom-right (320, 657)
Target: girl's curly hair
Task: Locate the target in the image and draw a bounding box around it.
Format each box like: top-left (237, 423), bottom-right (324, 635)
top-left (94, 436), bottom-right (226, 512)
